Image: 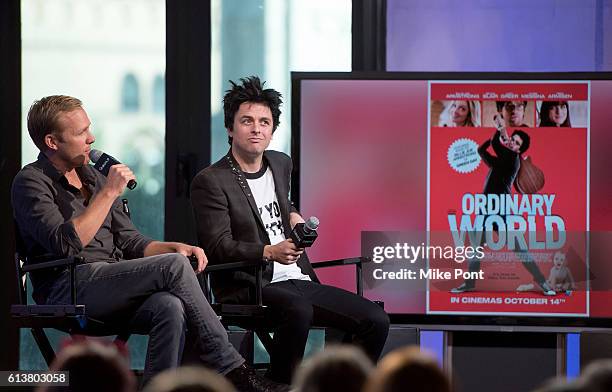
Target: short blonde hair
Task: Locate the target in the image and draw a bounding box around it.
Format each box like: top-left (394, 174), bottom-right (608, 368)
top-left (27, 95), bottom-right (83, 151)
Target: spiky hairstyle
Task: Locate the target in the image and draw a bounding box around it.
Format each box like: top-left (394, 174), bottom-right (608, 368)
top-left (223, 76), bottom-right (282, 145)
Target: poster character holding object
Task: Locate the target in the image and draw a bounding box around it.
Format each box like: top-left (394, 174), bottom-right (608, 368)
top-left (451, 123), bottom-right (555, 296)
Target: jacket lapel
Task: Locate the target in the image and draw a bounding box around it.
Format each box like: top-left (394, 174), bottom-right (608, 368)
top-left (267, 154), bottom-right (291, 238)
top-left (224, 153), bottom-right (269, 240)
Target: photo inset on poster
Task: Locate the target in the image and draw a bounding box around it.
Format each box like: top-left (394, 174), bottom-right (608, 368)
top-left (427, 81), bottom-right (589, 316)
top-left (536, 100), bottom-right (588, 128)
top-left (481, 100), bottom-right (536, 128)
top-left (431, 100), bottom-right (482, 127)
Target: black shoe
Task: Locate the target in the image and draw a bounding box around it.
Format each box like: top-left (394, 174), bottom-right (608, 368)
top-left (226, 363), bottom-right (291, 392)
top-left (450, 282), bottom-right (475, 293)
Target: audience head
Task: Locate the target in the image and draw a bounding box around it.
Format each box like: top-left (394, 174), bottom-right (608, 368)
top-left (37, 339), bottom-right (136, 392)
top-left (580, 359), bottom-right (612, 392)
top-left (293, 345), bottom-right (374, 392)
top-left (143, 366), bottom-right (236, 392)
top-left (532, 377), bottom-right (585, 392)
top-left (365, 346), bottom-right (451, 392)
top-left (223, 76), bottom-right (282, 145)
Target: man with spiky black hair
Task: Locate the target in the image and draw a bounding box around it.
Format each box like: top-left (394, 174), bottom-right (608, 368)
top-left (191, 76), bottom-right (390, 384)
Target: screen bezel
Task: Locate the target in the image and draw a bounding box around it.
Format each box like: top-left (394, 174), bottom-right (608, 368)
top-left (291, 71), bottom-right (612, 329)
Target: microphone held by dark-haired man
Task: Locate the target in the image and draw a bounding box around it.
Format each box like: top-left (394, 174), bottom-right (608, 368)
top-left (191, 76), bottom-right (390, 384)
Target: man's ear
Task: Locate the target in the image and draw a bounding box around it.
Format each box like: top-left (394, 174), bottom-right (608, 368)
top-left (44, 133), bottom-right (59, 151)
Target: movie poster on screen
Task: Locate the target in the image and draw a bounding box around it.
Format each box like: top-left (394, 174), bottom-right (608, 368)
top-left (427, 81), bottom-right (589, 316)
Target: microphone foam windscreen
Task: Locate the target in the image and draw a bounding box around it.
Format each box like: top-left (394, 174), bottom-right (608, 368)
top-left (305, 216), bottom-right (320, 230)
top-left (89, 149), bottom-right (103, 163)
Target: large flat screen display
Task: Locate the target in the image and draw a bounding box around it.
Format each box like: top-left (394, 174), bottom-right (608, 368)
top-left (292, 72), bottom-right (612, 327)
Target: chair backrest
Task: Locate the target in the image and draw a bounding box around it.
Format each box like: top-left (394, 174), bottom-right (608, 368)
top-left (14, 221), bottom-right (29, 306)
top-left (15, 251), bottom-right (27, 306)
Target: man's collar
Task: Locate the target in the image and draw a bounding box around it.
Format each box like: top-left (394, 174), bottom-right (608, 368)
top-left (76, 165), bottom-right (97, 186)
top-left (36, 152), bottom-right (96, 186)
top-left (225, 149), bottom-right (268, 173)
top-left (36, 152), bottom-right (64, 182)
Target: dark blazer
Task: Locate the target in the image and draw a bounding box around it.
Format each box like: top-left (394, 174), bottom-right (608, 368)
top-left (190, 150), bottom-right (318, 303)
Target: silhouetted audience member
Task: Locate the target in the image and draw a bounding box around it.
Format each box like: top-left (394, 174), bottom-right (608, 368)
top-left (293, 345), bottom-right (374, 392)
top-left (532, 359), bottom-right (612, 392)
top-left (365, 346), bottom-right (451, 392)
top-left (143, 366), bottom-right (237, 392)
top-left (531, 377), bottom-right (585, 392)
top-left (37, 340), bottom-right (136, 392)
top-left (580, 359), bottom-right (612, 392)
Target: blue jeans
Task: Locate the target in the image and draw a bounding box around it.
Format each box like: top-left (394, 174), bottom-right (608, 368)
top-left (45, 253), bottom-right (244, 383)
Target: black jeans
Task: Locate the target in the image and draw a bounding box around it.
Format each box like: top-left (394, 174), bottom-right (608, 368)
top-left (44, 254), bottom-right (244, 384)
top-left (261, 279), bottom-right (389, 383)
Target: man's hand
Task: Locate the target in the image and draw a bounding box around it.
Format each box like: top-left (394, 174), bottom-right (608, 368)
top-left (144, 241), bottom-right (208, 273)
top-left (494, 114), bottom-right (510, 144)
top-left (174, 243), bottom-right (208, 273)
top-left (289, 212), bottom-right (305, 229)
top-left (264, 239), bottom-right (304, 265)
top-left (72, 165), bottom-right (135, 247)
top-left (102, 164), bottom-right (136, 198)
top-left (493, 113), bottom-right (505, 131)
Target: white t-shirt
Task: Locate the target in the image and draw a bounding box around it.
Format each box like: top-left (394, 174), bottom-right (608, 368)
top-left (245, 164), bottom-right (311, 283)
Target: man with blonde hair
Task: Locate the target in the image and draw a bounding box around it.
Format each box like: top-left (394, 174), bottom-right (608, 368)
top-left (14, 95), bottom-right (287, 391)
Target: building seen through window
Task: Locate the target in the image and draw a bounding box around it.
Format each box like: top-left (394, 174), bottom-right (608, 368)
top-left (20, 0), bottom-right (165, 370)
top-left (121, 73), bottom-right (140, 112)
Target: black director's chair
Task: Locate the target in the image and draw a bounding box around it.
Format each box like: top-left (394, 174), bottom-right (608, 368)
top-left (201, 256), bottom-right (375, 363)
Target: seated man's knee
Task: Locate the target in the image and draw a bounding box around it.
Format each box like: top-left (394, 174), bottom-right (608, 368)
top-left (363, 304), bottom-right (390, 335)
top-left (373, 308), bottom-right (390, 333)
top-left (283, 299), bottom-right (314, 326)
top-left (152, 293), bottom-right (186, 329)
top-left (148, 253), bottom-right (191, 272)
top-left (164, 254), bottom-right (193, 276)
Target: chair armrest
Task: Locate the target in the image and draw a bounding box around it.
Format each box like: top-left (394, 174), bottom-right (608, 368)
top-left (204, 259), bottom-right (267, 272)
top-left (311, 256), bottom-right (371, 269)
top-left (311, 256), bottom-right (372, 296)
top-left (203, 259), bottom-right (268, 306)
top-left (22, 256), bottom-right (84, 272)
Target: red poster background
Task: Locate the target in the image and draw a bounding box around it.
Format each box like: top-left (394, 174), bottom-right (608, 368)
top-left (428, 82), bottom-right (588, 315)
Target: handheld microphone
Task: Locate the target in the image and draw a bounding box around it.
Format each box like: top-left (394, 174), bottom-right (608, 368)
top-left (289, 216), bottom-right (319, 248)
top-left (89, 149), bottom-right (137, 190)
